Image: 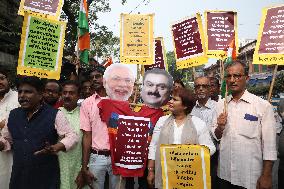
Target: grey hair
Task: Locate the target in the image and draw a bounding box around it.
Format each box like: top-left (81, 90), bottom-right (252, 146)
top-left (143, 68), bottom-right (173, 91)
top-left (225, 60), bottom-right (249, 76)
top-left (103, 63), bottom-right (136, 81)
top-left (194, 76), bottom-right (210, 84)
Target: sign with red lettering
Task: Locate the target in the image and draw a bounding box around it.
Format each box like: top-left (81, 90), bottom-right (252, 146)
top-left (253, 5), bottom-right (284, 65)
top-left (205, 11), bottom-right (238, 59)
top-left (171, 14), bottom-right (208, 69)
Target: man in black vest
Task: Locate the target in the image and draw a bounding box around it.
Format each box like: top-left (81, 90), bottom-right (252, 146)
top-left (0, 76), bottom-right (78, 189)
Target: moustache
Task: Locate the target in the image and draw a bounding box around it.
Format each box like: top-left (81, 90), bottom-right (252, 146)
top-left (63, 98), bottom-right (71, 102)
top-left (19, 99), bottom-right (29, 104)
top-left (147, 91), bottom-right (161, 98)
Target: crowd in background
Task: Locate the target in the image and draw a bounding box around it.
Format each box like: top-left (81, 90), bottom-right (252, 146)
top-left (0, 59), bottom-right (283, 189)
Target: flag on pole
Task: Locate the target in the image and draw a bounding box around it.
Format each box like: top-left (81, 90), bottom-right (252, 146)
top-left (221, 39), bottom-right (237, 98)
top-left (102, 57), bottom-right (113, 68)
top-left (225, 39), bottom-right (237, 64)
top-left (78, 0), bottom-right (90, 65)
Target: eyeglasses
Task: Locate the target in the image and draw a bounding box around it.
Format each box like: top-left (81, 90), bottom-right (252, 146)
top-left (225, 74), bottom-right (245, 81)
top-left (194, 84), bottom-right (210, 89)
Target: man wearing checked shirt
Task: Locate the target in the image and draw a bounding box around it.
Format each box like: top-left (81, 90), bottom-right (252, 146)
top-left (213, 61), bottom-right (277, 189)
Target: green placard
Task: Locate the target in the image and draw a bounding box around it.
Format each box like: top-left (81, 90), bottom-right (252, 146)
top-left (24, 16), bottom-right (62, 71)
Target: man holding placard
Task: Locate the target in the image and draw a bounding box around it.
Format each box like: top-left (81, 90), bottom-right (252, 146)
top-left (213, 61), bottom-right (277, 189)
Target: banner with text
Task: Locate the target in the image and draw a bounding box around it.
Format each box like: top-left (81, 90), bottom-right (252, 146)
top-left (253, 5), bottom-right (284, 65)
top-left (161, 144), bottom-right (211, 189)
top-left (17, 13), bottom-right (66, 79)
top-left (205, 11), bottom-right (238, 60)
top-left (171, 14), bottom-right (208, 69)
top-left (144, 37), bottom-right (167, 71)
top-left (18, 0), bottom-right (64, 20)
top-left (120, 13), bottom-right (154, 65)
top-left (98, 99), bottom-right (164, 177)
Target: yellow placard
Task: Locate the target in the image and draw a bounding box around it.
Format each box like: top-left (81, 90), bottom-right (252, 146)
top-left (17, 13), bottom-right (66, 80)
top-left (18, 0), bottom-right (64, 21)
top-left (253, 5), bottom-right (284, 65)
top-left (120, 13), bottom-right (154, 65)
top-left (171, 14), bottom-right (208, 69)
top-left (204, 11), bottom-right (238, 60)
top-left (160, 144), bottom-right (211, 189)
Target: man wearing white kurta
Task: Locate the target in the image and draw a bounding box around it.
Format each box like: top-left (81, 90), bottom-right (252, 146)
top-left (0, 68), bottom-right (20, 189)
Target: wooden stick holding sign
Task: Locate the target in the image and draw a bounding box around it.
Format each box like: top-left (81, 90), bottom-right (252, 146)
top-left (268, 65), bottom-right (278, 103)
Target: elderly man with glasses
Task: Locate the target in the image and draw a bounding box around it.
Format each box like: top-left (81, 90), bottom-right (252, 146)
top-left (191, 76), bottom-right (218, 189)
top-left (213, 61), bottom-right (277, 189)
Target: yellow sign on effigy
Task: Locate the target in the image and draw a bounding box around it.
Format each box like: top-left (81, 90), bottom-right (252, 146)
top-left (253, 5), bottom-right (284, 65)
top-left (204, 11), bottom-right (238, 60)
top-left (171, 14), bottom-right (208, 69)
top-left (18, 0), bottom-right (64, 21)
top-left (160, 144), bottom-right (211, 189)
top-left (17, 13), bottom-right (66, 80)
top-left (120, 13), bottom-right (154, 65)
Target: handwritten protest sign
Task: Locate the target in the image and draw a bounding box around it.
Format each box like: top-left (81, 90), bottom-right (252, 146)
top-left (18, 0), bottom-right (64, 20)
top-left (17, 13), bottom-right (66, 79)
top-left (205, 11), bottom-right (238, 59)
top-left (144, 37), bottom-right (167, 71)
top-left (161, 145), bottom-right (211, 189)
top-left (171, 14), bottom-right (208, 69)
top-left (253, 5), bottom-right (284, 65)
top-left (120, 13), bottom-right (154, 65)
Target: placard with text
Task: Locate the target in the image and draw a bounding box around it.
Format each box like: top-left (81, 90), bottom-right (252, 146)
top-left (171, 14), bottom-right (208, 69)
top-left (17, 13), bottom-right (66, 79)
top-left (161, 144), bottom-right (211, 189)
top-left (18, 0), bottom-right (64, 21)
top-left (120, 13), bottom-right (154, 65)
top-left (144, 37), bottom-right (167, 71)
top-left (253, 5), bottom-right (284, 65)
top-left (205, 11), bottom-right (238, 60)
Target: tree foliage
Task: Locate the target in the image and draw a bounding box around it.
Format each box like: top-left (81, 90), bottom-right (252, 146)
top-left (166, 51), bottom-right (194, 87)
top-left (62, 0), bottom-right (113, 57)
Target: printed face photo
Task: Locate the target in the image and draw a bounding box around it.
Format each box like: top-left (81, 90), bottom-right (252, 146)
top-left (141, 73), bottom-right (170, 108)
top-left (104, 65), bottom-right (135, 101)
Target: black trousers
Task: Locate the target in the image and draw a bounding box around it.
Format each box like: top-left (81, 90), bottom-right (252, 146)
top-left (125, 168), bottom-right (148, 189)
top-left (279, 169), bottom-right (284, 189)
top-left (210, 151), bottom-right (219, 189)
top-left (218, 178), bottom-right (246, 189)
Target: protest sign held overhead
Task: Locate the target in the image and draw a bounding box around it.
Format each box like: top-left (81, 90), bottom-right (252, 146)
top-left (171, 14), bottom-right (208, 69)
top-left (144, 37), bottom-right (167, 71)
top-left (120, 13), bottom-right (154, 65)
top-left (205, 11), bottom-right (238, 60)
top-left (18, 0), bottom-right (64, 21)
top-left (253, 5), bottom-right (284, 65)
top-left (161, 144), bottom-right (211, 189)
top-left (17, 13), bottom-right (66, 79)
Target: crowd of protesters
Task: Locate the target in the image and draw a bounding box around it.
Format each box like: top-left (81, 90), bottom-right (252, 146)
top-left (0, 59), bottom-right (283, 189)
